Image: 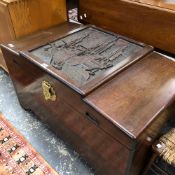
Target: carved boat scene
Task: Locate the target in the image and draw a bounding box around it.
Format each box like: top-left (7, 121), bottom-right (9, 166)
top-left (31, 27), bottom-right (142, 86)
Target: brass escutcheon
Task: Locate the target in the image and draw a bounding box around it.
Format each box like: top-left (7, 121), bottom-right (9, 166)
top-left (42, 81), bottom-right (56, 101)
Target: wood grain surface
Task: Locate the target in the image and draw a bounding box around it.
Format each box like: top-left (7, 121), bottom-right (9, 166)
top-left (1, 22), bottom-right (175, 175)
top-left (78, 0), bottom-right (175, 54)
top-left (0, 0), bottom-right (67, 72)
top-left (1, 0), bottom-right (67, 39)
top-left (85, 52), bottom-right (175, 138)
top-left (132, 0), bottom-right (175, 10)
top-left (8, 0), bottom-right (67, 38)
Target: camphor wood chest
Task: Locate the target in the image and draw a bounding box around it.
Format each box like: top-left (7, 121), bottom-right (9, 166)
top-left (78, 0), bottom-right (175, 54)
top-left (1, 22), bottom-right (175, 175)
top-left (0, 0), bottom-right (67, 71)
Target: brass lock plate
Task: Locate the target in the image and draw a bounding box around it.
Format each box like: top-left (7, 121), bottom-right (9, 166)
top-left (42, 81), bottom-right (56, 101)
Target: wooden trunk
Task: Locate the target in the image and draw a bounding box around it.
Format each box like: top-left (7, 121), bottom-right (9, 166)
top-left (1, 22), bottom-right (175, 175)
top-left (0, 0), bottom-right (67, 72)
top-left (78, 0), bottom-right (175, 54)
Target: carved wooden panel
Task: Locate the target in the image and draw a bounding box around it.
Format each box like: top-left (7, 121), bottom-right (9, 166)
top-left (31, 27), bottom-right (143, 86)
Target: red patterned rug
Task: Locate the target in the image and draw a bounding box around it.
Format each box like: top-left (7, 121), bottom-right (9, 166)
top-left (0, 113), bottom-right (58, 175)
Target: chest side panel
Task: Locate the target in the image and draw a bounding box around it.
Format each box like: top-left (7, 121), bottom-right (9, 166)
top-left (85, 52), bottom-right (175, 138)
top-left (1, 47), bottom-right (132, 175)
top-left (130, 104), bottom-right (175, 174)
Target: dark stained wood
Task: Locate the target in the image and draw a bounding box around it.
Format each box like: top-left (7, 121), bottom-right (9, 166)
top-left (0, 22), bottom-right (140, 148)
top-left (0, 48), bottom-right (133, 175)
top-left (6, 22), bottom-right (85, 52)
top-left (85, 52), bottom-right (175, 138)
top-left (1, 22), bottom-right (175, 175)
top-left (130, 105), bottom-right (175, 174)
top-left (1, 36), bottom-right (132, 175)
top-left (84, 52), bottom-right (175, 174)
top-left (2, 22), bottom-right (152, 96)
top-left (78, 0), bottom-right (175, 54)
top-left (22, 98), bottom-right (131, 175)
